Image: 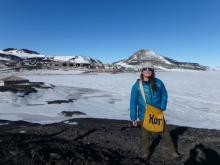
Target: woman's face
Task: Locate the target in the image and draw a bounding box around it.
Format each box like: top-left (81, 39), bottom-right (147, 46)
top-left (142, 68), bottom-right (153, 78)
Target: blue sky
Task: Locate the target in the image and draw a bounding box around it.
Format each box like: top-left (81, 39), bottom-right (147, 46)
top-left (0, 0), bottom-right (220, 66)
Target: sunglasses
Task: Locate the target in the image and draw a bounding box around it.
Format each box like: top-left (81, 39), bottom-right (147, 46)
top-left (142, 67), bottom-right (154, 72)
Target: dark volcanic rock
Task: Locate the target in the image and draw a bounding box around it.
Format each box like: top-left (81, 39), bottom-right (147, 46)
top-left (0, 86), bottom-right (37, 96)
top-left (30, 82), bottom-right (55, 89)
top-left (0, 118), bottom-right (220, 165)
top-left (61, 111), bottom-right (86, 117)
top-left (47, 99), bottom-right (75, 104)
top-left (3, 48), bottom-right (17, 52)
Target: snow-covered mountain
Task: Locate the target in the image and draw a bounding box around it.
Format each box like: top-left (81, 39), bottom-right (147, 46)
top-left (0, 48), bottom-right (208, 70)
top-left (0, 48), bottom-right (103, 65)
top-left (1, 48), bottom-right (45, 59)
top-left (113, 49), bottom-right (207, 70)
top-left (52, 56), bottom-right (102, 64)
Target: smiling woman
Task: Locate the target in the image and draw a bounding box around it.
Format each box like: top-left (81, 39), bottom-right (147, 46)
top-left (130, 64), bottom-right (181, 161)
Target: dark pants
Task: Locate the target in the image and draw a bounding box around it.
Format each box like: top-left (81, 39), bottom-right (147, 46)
top-left (140, 121), bottom-right (177, 158)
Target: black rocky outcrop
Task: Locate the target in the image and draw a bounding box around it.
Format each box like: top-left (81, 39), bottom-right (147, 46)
top-left (47, 99), bottom-right (75, 104)
top-left (0, 118), bottom-right (219, 165)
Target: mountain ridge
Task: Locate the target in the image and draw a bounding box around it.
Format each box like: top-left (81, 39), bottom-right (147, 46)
top-left (0, 48), bottom-right (102, 65)
top-left (113, 49), bottom-right (207, 70)
top-left (0, 48), bottom-right (207, 70)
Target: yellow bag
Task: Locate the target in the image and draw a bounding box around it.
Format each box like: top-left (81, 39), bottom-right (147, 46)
top-left (139, 80), bottom-right (165, 133)
top-left (143, 104), bottom-right (165, 133)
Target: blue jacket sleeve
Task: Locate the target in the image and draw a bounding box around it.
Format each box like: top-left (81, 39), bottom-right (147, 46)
top-left (130, 82), bottom-right (138, 121)
top-left (160, 81), bottom-right (168, 111)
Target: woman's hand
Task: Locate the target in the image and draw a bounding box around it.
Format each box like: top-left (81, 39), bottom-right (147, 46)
top-left (132, 120), bottom-right (138, 127)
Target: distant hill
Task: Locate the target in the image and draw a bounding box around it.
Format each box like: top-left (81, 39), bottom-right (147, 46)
top-left (0, 48), bottom-right (103, 65)
top-left (3, 48), bottom-right (40, 55)
top-left (0, 48), bottom-right (208, 70)
top-left (113, 49), bottom-right (207, 70)
top-left (53, 56), bottom-right (102, 64)
top-left (0, 48), bottom-right (45, 59)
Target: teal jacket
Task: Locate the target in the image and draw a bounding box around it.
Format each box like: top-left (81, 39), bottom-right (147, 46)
top-left (130, 78), bottom-right (168, 121)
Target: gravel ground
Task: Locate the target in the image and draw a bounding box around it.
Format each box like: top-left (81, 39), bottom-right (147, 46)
top-left (0, 118), bottom-right (220, 165)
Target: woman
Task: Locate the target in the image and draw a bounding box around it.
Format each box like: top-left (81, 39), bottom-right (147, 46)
top-left (130, 64), bottom-right (181, 161)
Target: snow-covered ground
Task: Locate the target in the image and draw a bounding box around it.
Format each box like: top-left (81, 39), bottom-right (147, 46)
top-left (0, 69), bottom-right (220, 130)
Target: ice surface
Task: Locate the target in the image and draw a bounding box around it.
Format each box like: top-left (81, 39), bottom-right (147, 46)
top-left (0, 70), bottom-right (220, 129)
